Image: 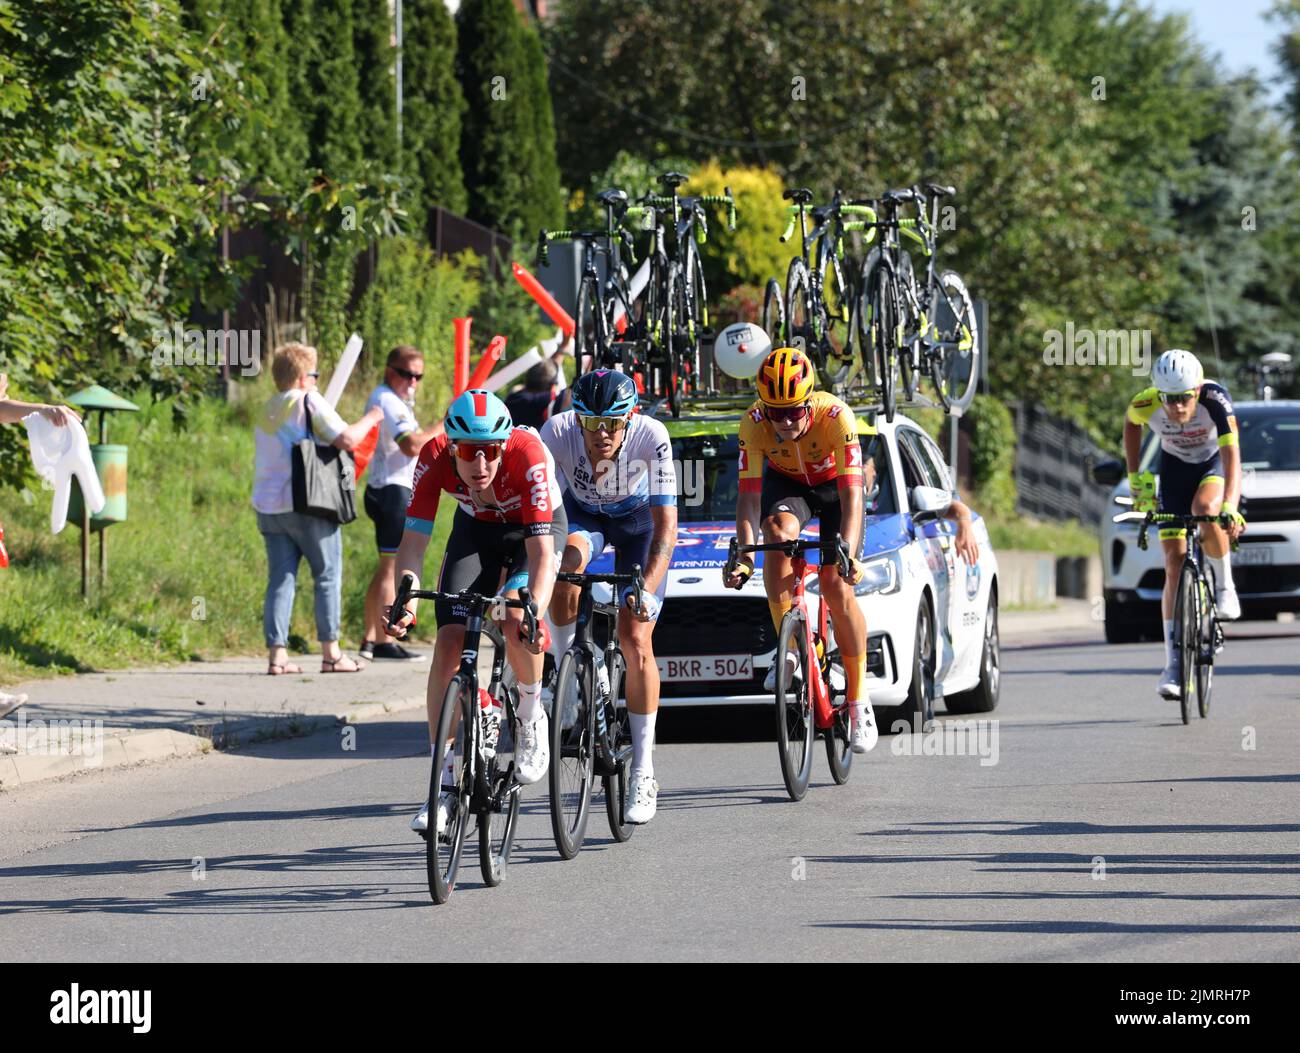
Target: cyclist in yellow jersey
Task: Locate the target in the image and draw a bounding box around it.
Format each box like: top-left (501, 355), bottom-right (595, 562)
top-left (724, 347), bottom-right (879, 752)
top-left (1125, 349), bottom-right (1246, 699)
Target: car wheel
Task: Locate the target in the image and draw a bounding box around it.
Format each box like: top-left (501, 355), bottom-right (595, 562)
top-left (1103, 597), bottom-right (1144, 644)
top-left (947, 589), bottom-right (1000, 714)
top-left (898, 598), bottom-right (936, 732)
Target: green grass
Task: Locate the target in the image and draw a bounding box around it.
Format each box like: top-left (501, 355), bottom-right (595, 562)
top-left (0, 390), bottom-right (452, 686)
top-left (981, 510), bottom-right (1098, 557)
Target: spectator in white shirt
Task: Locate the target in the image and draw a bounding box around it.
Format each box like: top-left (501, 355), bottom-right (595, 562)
top-left (358, 346), bottom-right (442, 661)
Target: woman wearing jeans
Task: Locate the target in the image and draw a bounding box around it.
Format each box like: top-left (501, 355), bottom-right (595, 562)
top-left (253, 343), bottom-right (383, 675)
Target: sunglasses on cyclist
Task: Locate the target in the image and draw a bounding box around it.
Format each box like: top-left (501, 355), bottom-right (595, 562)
top-left (452, 441), bottom-right (504, 462)
top-left (764, 404), bottom-right (811, 425)
top-left (391, 366), bottom-right (423, 381)
top-left (1159, 390), bottom-right (1197, 405)
top-left (577, 414), bottom-right (629, 433)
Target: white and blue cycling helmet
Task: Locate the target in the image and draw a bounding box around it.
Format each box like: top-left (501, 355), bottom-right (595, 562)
top-left (445, 388), bottom-right (513, 442)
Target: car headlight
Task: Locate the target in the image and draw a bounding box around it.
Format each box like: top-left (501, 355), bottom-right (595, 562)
top-left (806, 551), bottom-right (902, 597)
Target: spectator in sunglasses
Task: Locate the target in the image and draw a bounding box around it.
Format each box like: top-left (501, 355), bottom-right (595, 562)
top-left (359, 346), bottom-right (443, 662)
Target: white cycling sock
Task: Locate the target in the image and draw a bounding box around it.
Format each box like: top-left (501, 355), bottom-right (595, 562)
top-left (516, 680), bottom-right (543, 724)
top-left (1162, 619), bottom-right (1175, 668)
top-left (1207, 553), bottom-right (1234, 591)
top-left (547, 617), bottom-right (576, 663)
top-left (630, 710), bottom-right (656, 776)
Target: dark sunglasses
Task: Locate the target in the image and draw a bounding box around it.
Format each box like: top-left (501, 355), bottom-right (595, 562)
top-left (1159, 390), bottom-right (1196, 405)
top-left (453, 442), bottom-right (503, 462)
top-left (764, 404), bottom-right (811, 425)
top-left (392, 366), bottom-right (424, 381)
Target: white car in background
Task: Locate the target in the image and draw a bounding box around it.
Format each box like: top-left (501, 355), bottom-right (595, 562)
top-left (585, 410), bottom-right (1001, 724)
top-left (1094, 398), bottom-right (1300, 642)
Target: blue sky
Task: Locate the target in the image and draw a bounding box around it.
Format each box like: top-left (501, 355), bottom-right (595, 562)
top-left (1147, 0), bottom-right (1283, 90)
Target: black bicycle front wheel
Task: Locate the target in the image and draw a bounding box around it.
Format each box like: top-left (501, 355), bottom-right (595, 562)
top-left (817, 238), bottom-right (853, 391)
top-left (861, 259), bottom-right (897, 422)
top-left (928, 269), bottom-right (979, 413)
top-left (575, 274), bottom-right (608, 372)
top-left (603, 649), bottom-right (636, 842)
top-left (762, 278), bottom-right (785, 344)
top-left (775, 610), bottom-right (815, 801)
top-left (479, 685), bottom-right (521, 887)
top-left (1197, 569), bottom-right (1214, 719)
top-left (549, 649), bottom-right (595, 859)
top-left (784, 257), bottom-right (813, 360)
top-left (1175, 561), bottom-right (1198, 725)
top-left (663, 262), bottom-right (681, 417)
top-left (428, 675), bottom-right (473, 904)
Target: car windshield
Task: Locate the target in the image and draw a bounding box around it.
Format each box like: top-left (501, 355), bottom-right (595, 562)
top-left (1140, 404), bottom-right (1300, 472)
top-left (671, 432), bottom-right (897, 522)
top-left (1239, 407), bottom-right (1300, 471)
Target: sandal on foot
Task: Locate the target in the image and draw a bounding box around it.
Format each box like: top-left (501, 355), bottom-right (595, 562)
top-left (321, 655), bottom-right (364, 673)
top-left (267, 662), bottom-right (303, 676)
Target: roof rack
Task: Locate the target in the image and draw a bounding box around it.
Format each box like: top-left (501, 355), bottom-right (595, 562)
top-left (639, 389), bottom-right (947, 423)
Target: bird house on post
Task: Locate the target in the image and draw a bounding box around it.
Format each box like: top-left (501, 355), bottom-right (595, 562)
top-left (65, 385), bottom-right (139, 595)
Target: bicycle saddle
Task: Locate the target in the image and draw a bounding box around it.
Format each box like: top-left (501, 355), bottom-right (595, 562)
top-left (783, 187), bottom-right (814, 204)
top-left (596, 188), bottom-right (628, 208)
top-left (658, 171), bottom-right (688, 190)
top-left (924, 183), bottom-right (956, 197)
top-left (882, 187), bottom-right (920, 205)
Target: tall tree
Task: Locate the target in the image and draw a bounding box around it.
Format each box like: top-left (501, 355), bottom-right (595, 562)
top-left (456, 0), bottom-right (538, 236)
top-left (354, 0), bottom-right (399, 179)
top-left (403, 0), bottom-right (468, 223)
top-left (518, 20), bottom-right (563, 231)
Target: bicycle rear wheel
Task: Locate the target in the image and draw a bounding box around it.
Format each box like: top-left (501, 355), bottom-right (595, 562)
top-left (762, 278), bottom-right (786, 344)
top-left (823, 649), bottom-right (853, 784)
top-left (1174, 561), bottom-right (1198, 725)
top-left (817, 239), bottom-right (853, 390)
top-left (428, 676), bottom-right (473, 904)
top-left (927, 270), bottom-right (979, 412)
top-left (602, 650), bottom-right (635, 842)
top-left (775, 610), bottom-right (815, 801)
top-left (548, 649), bottom-right (595, 859)
top-left (479, 685), bottom-right (521, 887)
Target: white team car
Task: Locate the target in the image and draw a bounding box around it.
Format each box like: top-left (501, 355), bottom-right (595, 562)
top-left (1094, 398), bottom-right (1300, 642)
top-left (585, 409), bottom-right (1001, 723)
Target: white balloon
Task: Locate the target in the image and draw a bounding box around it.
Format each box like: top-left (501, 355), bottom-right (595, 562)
top-left (713, 322), bottom-right (773, 379)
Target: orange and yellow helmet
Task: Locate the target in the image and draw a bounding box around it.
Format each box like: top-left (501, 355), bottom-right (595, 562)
top-left (755, 346), bottom-right (816, 407)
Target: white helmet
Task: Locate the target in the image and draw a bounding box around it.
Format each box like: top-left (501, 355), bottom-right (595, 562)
top-left (713, 322), bottom-right (772, 379)
top-left (1151, 349), bottom-right (1204, 394)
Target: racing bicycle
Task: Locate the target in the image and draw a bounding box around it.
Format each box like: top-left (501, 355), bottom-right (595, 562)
top-left (390, 574), bottom-right (539, 904)
top-left (765, 188), bottom-right (875, 391)
top-left (548, 566), bottom-right (646, 857)
top-left (724, 535), bottom-right (854, 801)
top-left (857, 184), bottom-right (979, 421)
top-left (1115, 511), bottom-right (1231, 724)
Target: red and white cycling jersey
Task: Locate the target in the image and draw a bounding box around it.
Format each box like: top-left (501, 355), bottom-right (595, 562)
top-left (405, 426), bottom-right (561, 536)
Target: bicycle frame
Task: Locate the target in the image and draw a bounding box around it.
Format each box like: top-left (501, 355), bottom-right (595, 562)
top-left (727, 537), bottom-right (849, 731)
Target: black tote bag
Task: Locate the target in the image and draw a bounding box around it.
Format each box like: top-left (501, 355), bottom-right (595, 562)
top-left (290, 392), bottom-right (358, 524)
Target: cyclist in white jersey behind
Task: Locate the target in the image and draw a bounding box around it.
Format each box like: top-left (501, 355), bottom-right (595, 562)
top-left (1125, 349), bottom-right (1247, 698)
top-left (540, 370), bottom-right (676, 824)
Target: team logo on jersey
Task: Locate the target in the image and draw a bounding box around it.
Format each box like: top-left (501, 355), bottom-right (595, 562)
top-left (810, 454), bottom-right (835, 475)
top-left (738, 447), bottom-right (748, 473)
top-left (846, 443), bottom-right (861, 467)
top-left (748, 407), bottom-right (764, 423)
top-left (828, 404), bottom-right (842, 418)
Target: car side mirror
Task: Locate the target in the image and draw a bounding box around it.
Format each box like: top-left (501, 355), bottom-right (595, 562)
top-left (1092, 458), bottom-right (1125, 487)
top-left (910, 485), bottom-right (951, 525)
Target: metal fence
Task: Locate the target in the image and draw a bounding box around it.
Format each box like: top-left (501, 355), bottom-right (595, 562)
top-left (1009, 400), bottom-right (1114, 526)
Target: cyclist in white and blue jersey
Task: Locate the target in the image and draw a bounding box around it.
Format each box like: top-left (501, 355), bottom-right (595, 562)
top-left (540, 370), bottom-right (677, 824)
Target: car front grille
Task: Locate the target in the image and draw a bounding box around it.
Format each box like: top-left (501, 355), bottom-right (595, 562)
top-left (1243, 496), bottom-right (1300, 522)
top-left (653, 596), bottom-right (776, 697)
top-left (1137, 565), bottom-right (1300, 594)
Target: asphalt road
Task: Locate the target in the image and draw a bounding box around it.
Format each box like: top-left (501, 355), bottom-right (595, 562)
top-left (3, 626), bottom-right (1298, 962)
